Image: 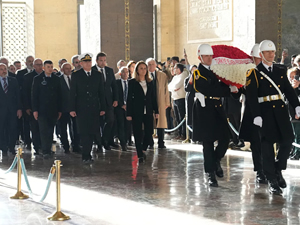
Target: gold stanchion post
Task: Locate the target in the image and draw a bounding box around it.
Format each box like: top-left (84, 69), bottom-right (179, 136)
top-left (183, 115), bottom-right (190, 143)
top-left (48, 160), bottom-right (70, 221)
top-left (10, 148), bottom-right (29, 200)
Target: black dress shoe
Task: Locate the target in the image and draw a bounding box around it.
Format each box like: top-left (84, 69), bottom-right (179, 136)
top-left (256, 171), bottom-right (267, 184)
top-left (268, 179), bottom-right (282, 195)
top-left (207, 172), bottom-right (218, 187)
top-left (25, 144), bottom-right (31, 150)
top-left (82, 158), bottom-right (94, 164)
top-left (148, 145), bottom-right (154, 150)
top-left (110, 143), bottom-right (120, 148)
top-left (215, 160), bottom-right (224, 178)
top-left (158, 145), bottom-right (166, 149)
top-left (128, 141), bottom-right (133, 146)
top-left (121, 145), bottom-right (127, 151)
top-left (138, 157), bottom-right (144, 163)
top-left (276, 170), bottom-right (287, 188)
top-left (64, 149), bottom-right (70, 154)
top-left (34, 150), bottom-right (40, 155)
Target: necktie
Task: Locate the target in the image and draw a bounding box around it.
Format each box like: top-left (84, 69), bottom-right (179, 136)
top-left (268, 67), bottom-right (272, 73)
top-left (101, 68), bottom-right (106, 82)
top-left (87, 72), bottom-right (90, 76)
top-left (3, 77), bottom-right (8, 94)
top-left (67, 76), bottom-right (71, 88)
top-left (124, 80), bottom-right (128, 102)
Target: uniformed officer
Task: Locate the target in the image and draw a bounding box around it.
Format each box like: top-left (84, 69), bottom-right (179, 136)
top-left (189, 44), bottom-right (238, 187)
top-left (239, 44), bottom-right (267, 184)
top-left (245, 40), bottom-right (300, 195)
top-left (32, 60), bottom-right (62, 159)
top-left (69, 53), bottom-right (106, 163)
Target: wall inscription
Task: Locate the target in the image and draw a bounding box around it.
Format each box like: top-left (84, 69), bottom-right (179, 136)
top-left (187, 0), bottom-right (233, 43)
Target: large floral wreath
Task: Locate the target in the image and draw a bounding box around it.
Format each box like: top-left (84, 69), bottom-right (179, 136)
top-left (210, 45), bottom-right (255, 88)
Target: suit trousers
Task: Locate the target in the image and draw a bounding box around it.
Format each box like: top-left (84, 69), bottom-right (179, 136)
top-left (132, 114), bottom-right (153, 158)
top-left (173, 98), bottom-right (186, 137)
top-left (102, 106), bottom-right (115, 144)
top-left (0, 112), bottom-right (18, 153)
top-left (202, 138), bottom-right (229, 173)
top-left (60, 112), bottom-right (80, 150)
top-left (249, 128), bottom-right (262, 172)
top-left (115, 107), bottom-right (127, 146)
top-left (17, 113), bottom-right (31, 145)
top-left (28, 113), bottom-right (41, 151)
top-left (80, 134), bottom-right (94, 160)
top-left (38, 116), bottom-right (56, 155)
top-left (261, 138), bottom-right (292, 180)
top-left (149, 128), bottom-right (165, 147)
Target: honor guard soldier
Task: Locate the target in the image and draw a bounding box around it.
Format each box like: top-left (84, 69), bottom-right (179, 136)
top-left (245, 40), bottom-right (300, 195)
top-left (189, 44), bottom-right (238, 187)
top-left (239, 44), bottom-right (267, 184)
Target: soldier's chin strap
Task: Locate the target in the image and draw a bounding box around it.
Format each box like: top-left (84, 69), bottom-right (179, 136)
top-left (261, 52), bottom-right (274, 64)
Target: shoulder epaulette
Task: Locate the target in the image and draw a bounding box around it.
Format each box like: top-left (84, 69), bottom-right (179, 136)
top-left (246, 68), bottom-right (256, 77)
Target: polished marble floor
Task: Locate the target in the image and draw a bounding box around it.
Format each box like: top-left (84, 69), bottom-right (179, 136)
top-left (1, 141), bottom-right (300, 225)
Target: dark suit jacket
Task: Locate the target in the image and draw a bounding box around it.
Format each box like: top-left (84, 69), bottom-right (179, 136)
top-left (23, 70), bottom-right (39, 110)
top-left (16, 68), bottom-right (30, 90)
top-left (60, 74), bottom-right (71, 113)
top-left (126, 78), bottom-right (158, 120)
top-left (8, 71), bottom-right (16, 78)
top-left (0, 76), bottom-right (21, 117)
top-left (70, 68), bottom-right (106, 134)
top-left (184, 76), bottom-right (195, 126)
top-left (92, 65), bottom-right (118, 107)
top-left (116, 78), bottom-right (127, 107)
top-left (32, 72), bottom-right (62, 118)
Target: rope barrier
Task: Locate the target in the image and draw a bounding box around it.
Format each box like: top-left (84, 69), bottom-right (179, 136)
top-left (165, 117), bottom-right (186, 133)
top-left (1, 156), bottom-right (18, 175)
top-left (20, 158), bottom-right (32, 194)
top-left (39, 166), bottom-right (55, 202)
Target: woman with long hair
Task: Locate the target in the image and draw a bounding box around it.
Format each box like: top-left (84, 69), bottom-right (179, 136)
top-left (126, 61), bottom-right (158, 163)
top-left (127, 60), bottom-right (136, 79)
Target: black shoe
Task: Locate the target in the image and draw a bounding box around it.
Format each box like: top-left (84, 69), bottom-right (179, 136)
top-left (268, 179), bottom-right (282, 195)
top-left (228, 141), bottom-right (236, 148)
top-left (148, 145), bottom-right (154, 150)
top-left (215, 160), bottom-right (224, 178)
top-left (256, 171), bottom-right (267, 184)
top-left (34, 150), bottom-right (40, 155)
top-left (82, 158), bottom-right (94, 164)
top-left (64, 149), bottom-right (70, 154)
top-left (109, 143), bottom-right (120, 148)
top-left (236, 140), bottom-right (245, 148)
top-left (138, 157), bottom-right (144, 163)
top-left (128, 141), bottom-right (133, 146)
top-left (276, 170), bottom-right (287, 188)
top-left (103, 143), bottom-right (111, 150)
top-left (25, 144), bottom-right (31, 150)
top-left (121, 145), bottom-right (127, 151)
top-left (52, 140), bottom-right (57, 144)
top-left (158, 145), bottom-right (166, 149)
top-left (207, 172), bottom-right (218, 187)
top-left (72, 146), bottom-right (82, 154)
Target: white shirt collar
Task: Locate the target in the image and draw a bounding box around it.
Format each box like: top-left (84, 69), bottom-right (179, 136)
top-left (262, 62), bottom-right (273, 72)
top-left (201, 64), bottom-right (210, 70)
top-left (97, 65), bottom-right (104, 72)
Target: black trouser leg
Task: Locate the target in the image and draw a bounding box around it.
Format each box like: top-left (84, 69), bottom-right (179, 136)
top-left (102, 107), bottom-right (114, 144)
top-left (276, 139), bottom-right (293, 171)
top-left (261, 139), bottom-right (277, 180)
top-left (116, 108), bottom-right (126, 146)
top-left (215, 138), bottom-right (229, 160)
top-left (29, 114), bottom-right (41, 151)
top-left (174, 98), bottom-right (186, 137)
top-left (6, 113), bottom-right (18, 153)
top-left (202, 141), bottom-right (216, 173)
top-left (157, 128), bottom-right (165, 146)
top-left (126, 120), bottom-right (132, 143)
top-left (23, 113), bottom-right (31, 145)
top-left (80, 134), bottom-right (93, 160)
top-left (250, 129), bottom-right (262, 172)
top-left (70, 116), bottom-right (80, 148)
top-left (38, 116), bottom-right (56, 155)
top-left (173, 102), bottom-right (181, 136)
top-left (59, 113), bottom-right (70, 150)
top-left (132, 118), bottom-right (143, 158)
top-left (142, 115), bottom-right (154, 151)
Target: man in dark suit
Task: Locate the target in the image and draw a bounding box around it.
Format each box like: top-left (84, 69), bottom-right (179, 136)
top-left (16, 55), bottom-right (34, 149)
top-left (70, 53), bottom-right (106, 163)
top-left (92, 52), bottom-right (118, 150)
top-left (71, 55), bottom-right (81, 72)
top-left (59, 62), bottom-right (80, 153)
top-left (0, 57), bottom-right (16, 78)
top-left (55, 58), bottom-right (67, 76)
top-left (23, 58), bottom-right (43, 155)
top-left (32, 60), bottom-right (62, 159)
top-left (115, 67), bottom-right (129, 151)
top-left (0, 63), bottom-right (22, 156)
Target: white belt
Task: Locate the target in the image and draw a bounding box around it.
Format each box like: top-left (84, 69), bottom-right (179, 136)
top-left (258, 94), bottom-right (282, 103)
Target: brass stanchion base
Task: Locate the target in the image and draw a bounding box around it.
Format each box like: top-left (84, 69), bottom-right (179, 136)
top-left (182, 138), bottom-right (190, 143)
top-left (48, 211), bottom-right (70, 221)
top-left (10, 191), bottom-right (29, 199)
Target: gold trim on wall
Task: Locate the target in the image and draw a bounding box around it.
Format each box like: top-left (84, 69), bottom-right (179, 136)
top-left (277, 0), bottom-right (282, 57)
top-left (125, 0), bottom-right (130, 61)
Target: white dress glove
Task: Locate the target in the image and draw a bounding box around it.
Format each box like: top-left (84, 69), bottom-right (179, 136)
top-left (230, 85), bottom-right (238, 93)
top-left (296, 106), bottom-right (300, 118)
top-left (253, 116), bottom-right (263, 127)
